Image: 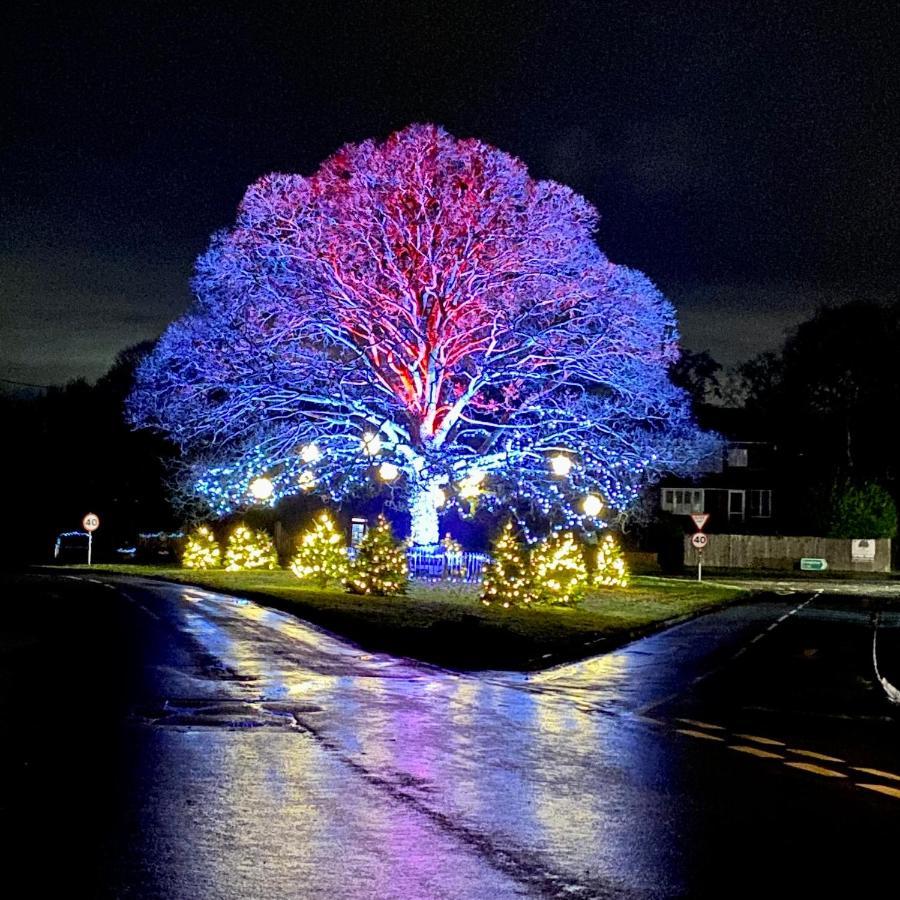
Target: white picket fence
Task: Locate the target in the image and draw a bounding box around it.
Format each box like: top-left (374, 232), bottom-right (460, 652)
top-left (406, 548), bottom-right (489, 582)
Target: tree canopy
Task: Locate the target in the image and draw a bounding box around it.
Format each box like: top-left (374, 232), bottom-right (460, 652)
top-left (828, 482), bottom-right (897, 540)
top-left (128, 124), bottom-right (717, 542)
top-left (740, 302), bottom-right (899, 477)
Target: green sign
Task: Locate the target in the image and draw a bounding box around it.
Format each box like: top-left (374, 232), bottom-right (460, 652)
top-left (800, 558), bottom-right (828, 572)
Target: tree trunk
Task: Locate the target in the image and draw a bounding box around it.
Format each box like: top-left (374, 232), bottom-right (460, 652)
top-left (409, 481), bottom-right (440, 546)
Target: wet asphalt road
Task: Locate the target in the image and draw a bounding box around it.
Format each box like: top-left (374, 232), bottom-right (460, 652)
top-left (2, 572), bottom-right (899, 899)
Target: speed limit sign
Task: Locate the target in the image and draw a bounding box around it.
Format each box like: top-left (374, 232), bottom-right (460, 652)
top-left (82, 513), bottom-right (100, 532)
top-left (82, 512), bottom-right (100, 566)
top-left (691, 531), bottom-right (708, 582)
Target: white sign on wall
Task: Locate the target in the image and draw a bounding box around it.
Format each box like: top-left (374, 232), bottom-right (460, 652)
top-left (851, 539), bottom-right (876, 561)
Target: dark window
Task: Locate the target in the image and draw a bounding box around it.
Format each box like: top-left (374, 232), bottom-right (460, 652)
top-left (727, 447), bottom-right (748, 467)
top-left (750, 489), bottom-right (772, 518)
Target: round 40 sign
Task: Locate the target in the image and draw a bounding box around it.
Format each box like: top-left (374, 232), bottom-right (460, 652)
top-left (82, 513), bottom-right (100, 532)
top-left (82, 512), bottom-right (99, 566)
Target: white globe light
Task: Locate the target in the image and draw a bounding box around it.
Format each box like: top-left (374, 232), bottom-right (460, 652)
top-left (458, 469), bottom-right (485, 499)
top-left (550, 454), bottom-right (573, 476)
top-left (582, 494), bottom-right (604, 517)
top-left (362, 431), bottom-right (382, 456)
top-left (378, 462), bottom-right (400, 482)
top-left (300, 443), bottom-right (321, 464)
top-left (298, 470), bottom-right (316, 490)
top-left (249, 477), bottom-right (274, 501)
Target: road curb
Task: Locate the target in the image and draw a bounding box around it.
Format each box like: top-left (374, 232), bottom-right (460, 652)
top-left (43, 566), bottom-right (759, 675)
top-left (872, 612), bottom-right (900, 705)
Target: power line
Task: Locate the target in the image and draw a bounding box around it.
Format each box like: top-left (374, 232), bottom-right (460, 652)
top-left (0, 376), bottom-right (55, 389)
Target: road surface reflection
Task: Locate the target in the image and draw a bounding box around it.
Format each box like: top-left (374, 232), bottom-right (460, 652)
top-left (104, 580), bottom-right (688, 897)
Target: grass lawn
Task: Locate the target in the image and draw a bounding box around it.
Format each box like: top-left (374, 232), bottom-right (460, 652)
top-left (84, 565), bottom-right (750, 670)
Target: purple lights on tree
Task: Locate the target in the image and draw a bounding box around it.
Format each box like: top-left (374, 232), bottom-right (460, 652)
top-left (128, 124), bottom-right (719, 543)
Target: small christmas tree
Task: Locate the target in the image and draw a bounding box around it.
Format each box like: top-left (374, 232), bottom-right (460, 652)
top-left (531, 531), bottom-right (588, 605)
top-left (182, 525), bottom-right (222, 569)
top-left (594, 532), bottom-right (629, 587)
top-left (441, 532), bottom-right (465, 579)
top-left (224, 524), bottom-right (278, 571)
top-left (481, 520), bottom-right (534, 608)
top-left (347, 516), bottom-right (408, 596)
top-left (290, 512), bottom-right (349, 586)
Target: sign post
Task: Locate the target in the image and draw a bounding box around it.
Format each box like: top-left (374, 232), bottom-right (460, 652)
top-left (689, 514), bottom-right (710, 582)
top-left (691, 532), bottom-right (708, 581)
top-left (82, 512), bottom-right (100, 566)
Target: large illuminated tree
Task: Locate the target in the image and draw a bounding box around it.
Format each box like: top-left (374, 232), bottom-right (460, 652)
top-left (129, 124), bottom-right (718, 545)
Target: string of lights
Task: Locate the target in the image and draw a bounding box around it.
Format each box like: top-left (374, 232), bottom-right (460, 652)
top-left (129, 125), bottom-right (719, 543)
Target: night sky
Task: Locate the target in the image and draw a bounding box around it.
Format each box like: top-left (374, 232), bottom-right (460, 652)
top-left (3, 1), bottom-right (896, 385)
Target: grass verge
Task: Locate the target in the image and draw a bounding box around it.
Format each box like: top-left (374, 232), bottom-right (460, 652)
top-left (83, 565), bottom-right (749, 670)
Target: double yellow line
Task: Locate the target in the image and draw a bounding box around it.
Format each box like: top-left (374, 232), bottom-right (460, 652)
top-left (669, 716), bottom-right (900, 800)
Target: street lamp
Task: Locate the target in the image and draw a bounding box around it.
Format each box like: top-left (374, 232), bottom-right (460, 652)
top-left (378, 461), bottom-right (399, 482)
top-left (300, 443), bottom-right (321, 463)
top-left (582, 493), bottom-right (604, 517)
top-left (249, 477), bottom-right (274, 501)
top-left (549, 454), bottom-right (573, 477)
top-left (362, 431), bottom-right (382, 456)
top-left (459, 469), bottom-right (485, 499)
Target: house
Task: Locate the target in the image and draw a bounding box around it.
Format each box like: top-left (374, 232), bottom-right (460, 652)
top-left (658, 408), bottom-right (777, 532)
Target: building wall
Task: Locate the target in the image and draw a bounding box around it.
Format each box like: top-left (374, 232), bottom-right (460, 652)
top-left (684, 534), bottom-right (891, 573)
